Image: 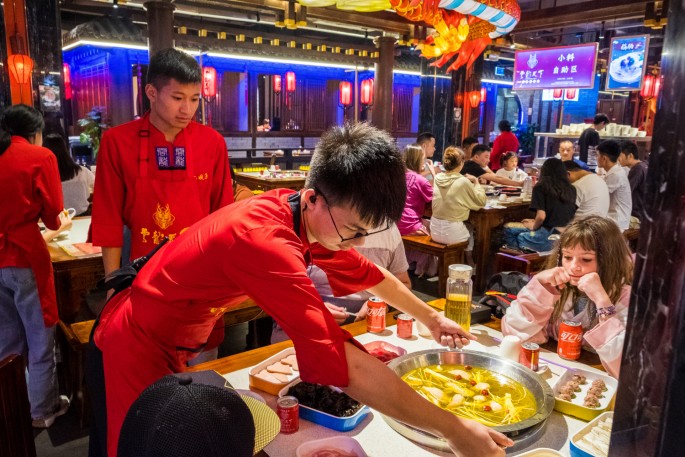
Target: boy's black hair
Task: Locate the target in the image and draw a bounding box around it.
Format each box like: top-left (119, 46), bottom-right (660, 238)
top-left (597, 140), bottom-right (621, 163)
top-left (416, 132), bottom-right (435, 146)
top-left (306, 123), bottom-right (406, 228)
top-left (147, 48), bottom-right (202, 89)
top-left (461, 136), bottom-right (478, 148)
top-left (593, 113), bottom-right (610, 125)
top-left (562, 160), bottom-right (583, 172)
top-left (498, 120), bottom-right (512, 132)
top-left (471, 144), bottom-right (491, 157)
top-left (619, 140), bottom-right (639, 159)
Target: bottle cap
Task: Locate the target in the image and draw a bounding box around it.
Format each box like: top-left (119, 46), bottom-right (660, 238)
top-left (448, 264), bottom-right (472, 281)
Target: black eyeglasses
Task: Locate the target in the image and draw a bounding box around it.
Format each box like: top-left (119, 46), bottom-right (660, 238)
top-left (314, 188), bottom-right (391, 242)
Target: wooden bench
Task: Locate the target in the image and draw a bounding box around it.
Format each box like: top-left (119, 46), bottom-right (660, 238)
top-left (494, 250), bottom-right (552, 277)
top-left (401, 234), bottom-right (468, 297)
top-left (623, 227), bottom-right (639, 252)
top-left (58, 297), bottom-right (265, 427)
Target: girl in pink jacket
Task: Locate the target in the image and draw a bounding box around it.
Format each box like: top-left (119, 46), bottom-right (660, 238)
top-left (502, 216), bottom-right (633, 378)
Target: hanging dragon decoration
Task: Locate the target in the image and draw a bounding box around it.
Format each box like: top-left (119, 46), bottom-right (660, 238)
top-left (297, 0), bottom-right (521, 72)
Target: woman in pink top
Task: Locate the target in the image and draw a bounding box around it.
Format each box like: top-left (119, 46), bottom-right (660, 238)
top-left (398, 144), bottom-right (436, 276)
top-left (502, 216), bottom-right (632, 378)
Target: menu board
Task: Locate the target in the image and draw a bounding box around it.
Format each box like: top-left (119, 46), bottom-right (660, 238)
top-left (606, 35), bottom-right (649, 91)
top-left (513, 43), bottom-right (598, 90)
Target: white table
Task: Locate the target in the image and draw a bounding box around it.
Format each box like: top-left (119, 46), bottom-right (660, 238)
top-left (223, 323), bottom-right (608, 456)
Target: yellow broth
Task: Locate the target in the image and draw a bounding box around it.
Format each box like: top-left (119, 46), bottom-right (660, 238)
top-left (401, 364), bottom-right (538, 427)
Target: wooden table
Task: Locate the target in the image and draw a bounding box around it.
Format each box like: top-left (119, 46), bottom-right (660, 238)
top-left (467, 202), bottom-right (532, 292)
top-left (234, 171), bottom-right (306, 192)
top-left (48, 217), bottom-right (103, 324)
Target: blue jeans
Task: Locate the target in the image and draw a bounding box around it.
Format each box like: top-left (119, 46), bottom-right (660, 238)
top-left (0, 267), bottom-right (59, 419)
top-left (503, 225), bottom-right (554, 252)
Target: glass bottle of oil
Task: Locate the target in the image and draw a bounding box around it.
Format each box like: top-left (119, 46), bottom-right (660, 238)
top-left (445, 264), bottom-right (473, 332)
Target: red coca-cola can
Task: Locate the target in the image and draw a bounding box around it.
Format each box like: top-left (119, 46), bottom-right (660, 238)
top-left (396, 313), bottom-right (413, 339)
top-left (276, 396), bottom-right (299, 434)
top-left (558, 320), bottom-right (583, 360)
top-left (366, 297), bottom-right (387, 333)
top-left (519, 342), bottom-right (540, 371)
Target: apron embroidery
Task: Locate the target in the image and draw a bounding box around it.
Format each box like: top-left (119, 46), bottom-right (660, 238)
top-left (173, 147), bottom-right (186, 169)
top-left (153, 203), bottom-right (176, 230)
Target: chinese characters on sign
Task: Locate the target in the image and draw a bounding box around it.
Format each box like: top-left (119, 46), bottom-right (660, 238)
top-left (606, 35), bottom-right (649, 91)
top-left (513, 44), bottom-right (598, 90)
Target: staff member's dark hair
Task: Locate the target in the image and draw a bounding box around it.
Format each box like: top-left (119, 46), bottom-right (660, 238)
top-left (44, 133), bottom-right (81, 181)
top-left (147, 48), bottom-right (202, 89)
top-left (593, 113), bottom-right (610, 125)
top-left (471, 144), bottom-right (491, 157)
top-left (0, 104), bottom-right (45, 156)
top-left (416, 132), bottom-right (435, 146)
top-left (306, 122), bottom-right (406, 228)
top-left (498, 120), bottom-right (512, 132)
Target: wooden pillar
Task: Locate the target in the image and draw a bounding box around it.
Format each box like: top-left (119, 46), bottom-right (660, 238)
top-left (3, 0), bottom-right (32, 105)
top-left (144, 0), bottom-right (175, 60)
top-left (373, 36), bottom-right (395, 132)
top-left (609, 0), bottom-right (685, 455)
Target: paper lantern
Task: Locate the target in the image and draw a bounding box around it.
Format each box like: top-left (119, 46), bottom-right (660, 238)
top-left (8, 54), bottom-right (34, 84)
top-left (360, 78), bottom-right (374, 105)
top-left (480, 87), bottom-right (487, 104)
top-left (641, 74), bottom-right (655, 99)
top-left (63, 63), bottom-right (72, 100)
top-left (552, 88), bottom-right (563, 100)
top-left (468, 90), bottom-right (481, 108)
top-left (565, 88), bottom-right (577, 99)
top-left (286, 71), bottom-right (296, 92)
top-left (653, 76), bottom-right (662, 99)
top-left (202, 66), bottom-right (217, 98)
top-left (273, 74), bottom-right (282, 94)
top-left (339, 81), bottom-right (352, 106)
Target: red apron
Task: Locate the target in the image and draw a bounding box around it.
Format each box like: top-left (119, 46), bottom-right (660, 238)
top-left (0, 222), bottom-right (57, 327)
top-left (129, 115), bottom-right (205, 259)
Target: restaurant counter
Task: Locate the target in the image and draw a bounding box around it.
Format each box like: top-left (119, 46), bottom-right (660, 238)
top-left (191, 312), bottom-right (609, 456)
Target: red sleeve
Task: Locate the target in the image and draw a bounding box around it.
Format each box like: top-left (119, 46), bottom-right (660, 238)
top-left (224, 227), bottom-right (354, 387)
top-left (209, 132), bottom-right (233, 211)
top-left (91, 131), bottom-right (126, 247)
top-left (37, 152), bottom-right (64, 230)
top-left (309, 243), bottom-right (385, 297)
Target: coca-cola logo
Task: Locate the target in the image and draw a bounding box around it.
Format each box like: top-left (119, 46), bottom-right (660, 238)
top-left (560, 331), bottom-right (582, 343)
top-left (367, 307), bottom-right (386, 316)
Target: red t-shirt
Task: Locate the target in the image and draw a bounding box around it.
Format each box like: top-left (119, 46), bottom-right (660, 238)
top-left (0, 137), bottom-right (63, 268)
top-left (91, 115), bottom-right (233, 248)
top-left (94, 190), bottom-right (385, 455)
top-left (490, 131), bottom-right (519, 171)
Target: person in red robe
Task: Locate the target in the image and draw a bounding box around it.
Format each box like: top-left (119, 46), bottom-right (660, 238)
top-left (0, 104), bottom-right (70, 428)
top-left (87, 123), bottom-right (512, 457)
top-left (490, 120), bottom-right (519, 172)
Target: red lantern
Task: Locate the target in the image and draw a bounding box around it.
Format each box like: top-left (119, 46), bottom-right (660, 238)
top-left (202, 66), bottom-right (217, 98)
top-left (273, 74), bottom-right (282, 94)
top-left (480, 87), bottom-right (487, 104)
top-left (565, 88), bottom-right (577, 100)
top-left (360, 78), bottom-right (374, 105)
top-left (63, 63), bottom-right (72, 100)
top-left (641, 74), bottom-right (655, 98)
top-left (552, 88), bottom-right (563, 100)
top-left (339, 81), bottom-right (352, 106)
top-left (8, 54), bottom-right (34, 84)
top-left (286, 71), bottom-right (296, 92)
top-left (468, 90), bottom-right (481, 108)
top-left (653, 76), bottom-right (662, 99)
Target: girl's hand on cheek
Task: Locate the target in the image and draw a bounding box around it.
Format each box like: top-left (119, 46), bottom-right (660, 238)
top-left (537, 267), bottom-right (571, 292)
top-left (576, 272), bottom-right (610, 305)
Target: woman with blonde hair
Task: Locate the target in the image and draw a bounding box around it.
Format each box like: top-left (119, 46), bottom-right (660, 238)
top-left (398, 144), bottom-right (436, 276)
top-left (502, 216), bottom-right (633, 377)
top-left (430, 147), bottom-right (486, 264)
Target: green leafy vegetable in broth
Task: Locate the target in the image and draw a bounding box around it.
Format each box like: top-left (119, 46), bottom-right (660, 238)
top-left (402, 364), bottom-right (537, 427)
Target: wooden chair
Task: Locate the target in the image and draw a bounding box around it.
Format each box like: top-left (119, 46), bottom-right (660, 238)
top-left (623, 228), bottom-right (640, 252)
top-left (0, 354), bottom-right (37, 457)
top-left (494, 250), bottom-right (552, 277)
top-left (401, 234), bottom-right (468, 297)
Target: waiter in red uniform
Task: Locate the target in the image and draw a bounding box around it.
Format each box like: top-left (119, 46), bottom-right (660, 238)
top-left (0, 105), bottom-right (70, 428)
top-left (87, 123), bottom-right (512, 457)
top-left (91, 48), bottom-right (233, 278)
